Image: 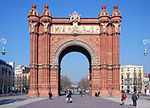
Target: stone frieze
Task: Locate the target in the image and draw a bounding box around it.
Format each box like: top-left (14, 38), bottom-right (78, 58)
top-left (51, 25), bottom-right (100, 34)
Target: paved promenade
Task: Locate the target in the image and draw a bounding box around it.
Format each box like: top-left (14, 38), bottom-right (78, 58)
top-left (0, 94), bottom-right (150, 108)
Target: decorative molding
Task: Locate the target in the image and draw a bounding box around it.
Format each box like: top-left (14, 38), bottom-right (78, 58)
top-left (100, 23), bottom-right (108, 32)
top-left (29, 22), bottom-right (38, 33)
top-left (41, 22), bottom-right (50, 32)
top-left (52, 39), bottom-right (99, 66)
top-left (51, 25), bottom-right (100, 35)
top-left (70, 11), bottom-right (80, 23)
top-left (112, 22), bottom-right (121, 33)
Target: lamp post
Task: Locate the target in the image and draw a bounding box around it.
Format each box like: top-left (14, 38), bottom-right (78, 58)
top-left (143, 39), bottom-right (150, 56)
top-left (0, 38), bottom-right (7, 55)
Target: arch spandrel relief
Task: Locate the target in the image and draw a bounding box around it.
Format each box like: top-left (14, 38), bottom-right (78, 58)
top-left (51, 25), bottom-right (100, 35)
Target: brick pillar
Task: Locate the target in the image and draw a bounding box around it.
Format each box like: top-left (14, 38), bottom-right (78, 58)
top-left (50, 65), bottom-right (59, 96)
top-left (37, 14), bottom-right (52, 96)
top-left (107, 24), bottom-right (113, 96)
top-left (111, 21), bottom-right (122, 96)
top-left (91, 65), bottom-right (101, 96)
top-left (98, 11), bottom-right (110, 95)
top-left (28, 14), bottom-right (39, 96)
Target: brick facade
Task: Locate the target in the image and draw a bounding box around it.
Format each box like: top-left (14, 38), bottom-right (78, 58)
top-left (28, 4), bottom-right (122, 96)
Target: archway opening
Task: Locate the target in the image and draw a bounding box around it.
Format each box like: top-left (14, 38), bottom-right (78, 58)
top-left (58, 45), bottom-right (91, 96)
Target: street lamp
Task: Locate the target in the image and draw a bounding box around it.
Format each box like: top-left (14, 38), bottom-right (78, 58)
top-left (0, 38), bottom-right (7, 55)
top-left (143, 39), bottom-right (150, 56)
top-left (2, 46), bottom-right (6, 55)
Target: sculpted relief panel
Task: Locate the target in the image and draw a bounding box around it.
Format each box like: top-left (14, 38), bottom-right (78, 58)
top-left (51, 25), bottom-right (100, 34)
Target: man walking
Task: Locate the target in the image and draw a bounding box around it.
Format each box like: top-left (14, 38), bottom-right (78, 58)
top-left (48, 90), bottom-right (53, 99)
top-left (132, 92), bottom-right (138, 106)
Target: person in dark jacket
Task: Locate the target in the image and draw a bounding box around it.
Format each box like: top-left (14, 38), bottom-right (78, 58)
top-left (132, 92), bottom-right (138, 106)
top-left (48, 90), bottom-right (53, 99)
top-left (66, 91), bottom-right (72, 103)
top-left (98, 90), bottom-right (100, 97)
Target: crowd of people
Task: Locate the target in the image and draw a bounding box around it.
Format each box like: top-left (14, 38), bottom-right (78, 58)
top-left (48, 89), bottom-right (141, 107)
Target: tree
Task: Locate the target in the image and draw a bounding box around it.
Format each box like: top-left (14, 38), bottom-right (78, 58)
top-left (77, 77), bottom-right (89, 90)
top-left (61, 75), bottom-right (72, 90)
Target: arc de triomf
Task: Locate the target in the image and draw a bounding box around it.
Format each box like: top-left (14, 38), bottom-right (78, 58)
top-left (28, 4), bottom-right (122, 96)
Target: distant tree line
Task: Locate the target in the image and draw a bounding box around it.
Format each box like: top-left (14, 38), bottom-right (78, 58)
top-left (61, 75), bottom-right (89, 91)
top-left (61, 75), bottom-right (72, 90)
top-left (77, 77), bottom-right (89, 90)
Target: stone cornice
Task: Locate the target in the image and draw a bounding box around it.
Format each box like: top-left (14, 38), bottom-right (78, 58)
top-left (91, 64), bottom-right (120, 70)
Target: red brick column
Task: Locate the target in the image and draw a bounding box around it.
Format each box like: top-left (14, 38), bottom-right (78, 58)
top-left (37, 14), bottom-right (52, 95)
top-left (50, 65), bottom-right (59, 96)
top-left (28, 15), bottom-right (39, 96)
top-left (111, 19), bottom-right (122, 96)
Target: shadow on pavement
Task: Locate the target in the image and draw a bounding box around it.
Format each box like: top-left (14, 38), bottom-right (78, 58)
top-left (0, 98), bottom-right (26, 106)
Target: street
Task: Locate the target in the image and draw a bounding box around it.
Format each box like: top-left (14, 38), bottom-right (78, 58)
top-left (1, 94), bottom-right (150, 108)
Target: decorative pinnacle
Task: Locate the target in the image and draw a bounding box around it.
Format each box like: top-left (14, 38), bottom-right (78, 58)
top-left (32, 4), bottom-right (36, 9)
top-left (113, 5), bottom-right (118, 9)
top-left (101, 5), bottom-right (106, 9)
top-left (44, 4), bottom-right (49, 9)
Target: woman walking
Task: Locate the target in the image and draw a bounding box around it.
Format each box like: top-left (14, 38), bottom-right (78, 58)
top-left (121, 91), bottom-right (127, 105)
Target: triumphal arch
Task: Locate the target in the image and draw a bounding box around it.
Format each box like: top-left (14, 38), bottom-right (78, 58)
top-left (28, 4), bottom-right (122, 96)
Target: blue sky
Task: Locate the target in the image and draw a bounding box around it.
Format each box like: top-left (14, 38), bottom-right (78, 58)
top-left (0, 0), bottom-right (150, 82)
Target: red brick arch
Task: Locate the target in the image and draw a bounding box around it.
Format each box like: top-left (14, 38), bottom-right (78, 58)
top-left (52, 38), bottom-right (99, 66)
top-left (28, 4), bottom-right (122, 96)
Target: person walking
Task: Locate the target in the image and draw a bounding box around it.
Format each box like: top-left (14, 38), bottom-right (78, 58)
top-left (48, 90), bottom-right (53, 99)
top-left (66, 91), bottom-right (72, 103)
top-left (80, 90), bottom-right (83, 97)
top-left (132, 92), bottom-right (138, 107)
top-left (137, 92), bottom-right (140, 99)
top-left (98, 90), bottom-right (100, 97)
top-left (121, 91), bottom-right (127, 105)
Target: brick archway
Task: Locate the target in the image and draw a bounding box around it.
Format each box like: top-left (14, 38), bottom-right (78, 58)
top-left (52, 38), bottom-right (99, 66)
top-left (28, 4), bottom-right (122, 96)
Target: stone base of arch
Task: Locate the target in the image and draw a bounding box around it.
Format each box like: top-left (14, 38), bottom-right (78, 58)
top-left (27, 88), bottom-right (39, 97)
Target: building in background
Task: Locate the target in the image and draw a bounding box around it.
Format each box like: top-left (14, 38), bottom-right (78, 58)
top-left (148, 74), bottom-right (150, 81)
top-left (14, 65), bottom-right (30, 93)
top-left (120, 65), bottom-right (144, 93)
top-left (143, 72), bottom-right (150, 95)
top-left (0, 59), bottom-right (13, 94)
top-left (9, 62), bottom-right (15, 91)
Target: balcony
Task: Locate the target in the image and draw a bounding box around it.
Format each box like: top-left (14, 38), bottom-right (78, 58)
top-left (124, 79), bottom-right (132, 85)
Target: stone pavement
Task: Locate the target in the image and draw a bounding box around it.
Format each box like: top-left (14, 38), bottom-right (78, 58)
top-left (103, 95), bottom-right (150, 108)
top-left (0, 94), bottom-right (149, 108)
top-left (0, 95), bottom-right (45, 108)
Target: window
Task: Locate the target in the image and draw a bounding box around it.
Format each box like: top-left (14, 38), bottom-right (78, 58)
top-left (121, 68), bottom-right (123, 72)
top-left (121, 75), bottom-right (123, 79)
top-left (139, 68), bottom-right (141, 74)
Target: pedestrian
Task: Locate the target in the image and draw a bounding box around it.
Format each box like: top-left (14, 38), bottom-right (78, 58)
top-left (132, 92), bottom-right (138, 106)
top-left (66, 91), bottom-right (72, 103)
top-left (48, 90), bottom-right (53, 99)
top-left (137, 92), bottom-right (140, 99)
top-left (95, 92), bottom-right (98, 97)
top-left (121, 91), bottom-right (127, 105)
top-left (80, 90), bottom-right (83, 97)
top-left (98, 90), bottom-right (100, 97)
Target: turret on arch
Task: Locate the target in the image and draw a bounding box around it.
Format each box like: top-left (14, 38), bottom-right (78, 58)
top-left (28, 4), bottom-right (122, 97)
